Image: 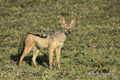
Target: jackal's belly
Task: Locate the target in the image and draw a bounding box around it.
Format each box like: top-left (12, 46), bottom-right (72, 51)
top-left (35, 40), bottom-right (49, 48)
top-left (32, 35), bottom-right (49, 48)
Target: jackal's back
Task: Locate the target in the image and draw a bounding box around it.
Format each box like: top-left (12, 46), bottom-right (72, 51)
top-left (28, 30), bottom-right (56, 38)
top-left (27, 29), bottom-right (65, 39)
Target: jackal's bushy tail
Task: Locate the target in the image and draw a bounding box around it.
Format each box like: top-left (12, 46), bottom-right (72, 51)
top-left (18, 34), bottom-right (28, 58)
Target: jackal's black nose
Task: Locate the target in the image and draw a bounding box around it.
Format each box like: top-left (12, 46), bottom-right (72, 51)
top-left (68, 32), bottom-right (71, 34)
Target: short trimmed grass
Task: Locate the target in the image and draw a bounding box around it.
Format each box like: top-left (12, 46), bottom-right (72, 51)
top-left (0, 0), bottom-right (120, 80)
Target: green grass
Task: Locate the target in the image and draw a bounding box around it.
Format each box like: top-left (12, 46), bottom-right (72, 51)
top-left (0, 0), bottom-right (120, 80)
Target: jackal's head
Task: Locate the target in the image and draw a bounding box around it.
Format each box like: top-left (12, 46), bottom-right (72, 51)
top-left (60, 17), bottom-right (76, 34)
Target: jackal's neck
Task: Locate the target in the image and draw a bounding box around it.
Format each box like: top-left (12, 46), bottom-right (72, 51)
top-left (58, 28), bottom-right (66, 33)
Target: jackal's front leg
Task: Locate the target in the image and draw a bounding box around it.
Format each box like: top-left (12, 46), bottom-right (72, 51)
top-left (56, 46), bottom-right (62, 70)
top-left (49, 47), bottom-right (54, 70)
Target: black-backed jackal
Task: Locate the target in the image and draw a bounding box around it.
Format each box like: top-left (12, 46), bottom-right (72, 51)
top-left (18, 17), bottom-right (75, 70)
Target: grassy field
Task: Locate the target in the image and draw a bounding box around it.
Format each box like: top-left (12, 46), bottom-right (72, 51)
top-left (0, 0), bottom-right (120, 80)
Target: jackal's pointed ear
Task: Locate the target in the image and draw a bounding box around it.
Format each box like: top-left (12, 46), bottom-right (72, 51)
top-left (70, 17), bottom-right (76, 27)
top-left (60, 17), bottom-right (66, 27)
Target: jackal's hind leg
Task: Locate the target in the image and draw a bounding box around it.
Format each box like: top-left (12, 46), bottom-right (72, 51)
top-left (19, 41), bottom-right (34, 67)
top-left (32, 46), bottom-right (39, 68)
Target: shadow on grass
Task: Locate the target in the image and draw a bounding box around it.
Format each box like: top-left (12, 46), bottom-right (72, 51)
top-left (10, 54), bottom-right (49, 68)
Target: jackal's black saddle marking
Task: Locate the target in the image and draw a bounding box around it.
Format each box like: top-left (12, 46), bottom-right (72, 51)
top-left (28, 30), bottom-right (55, 38)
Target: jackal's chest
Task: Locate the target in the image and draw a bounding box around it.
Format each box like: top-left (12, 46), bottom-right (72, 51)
top-left (54, 37), bottom-right (66, 48)
top-left (55, 42), bottom-right (64, 48)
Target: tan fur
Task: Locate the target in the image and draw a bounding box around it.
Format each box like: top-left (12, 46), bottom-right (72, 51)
top-left (18, 17), bottom-right (75, 70)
